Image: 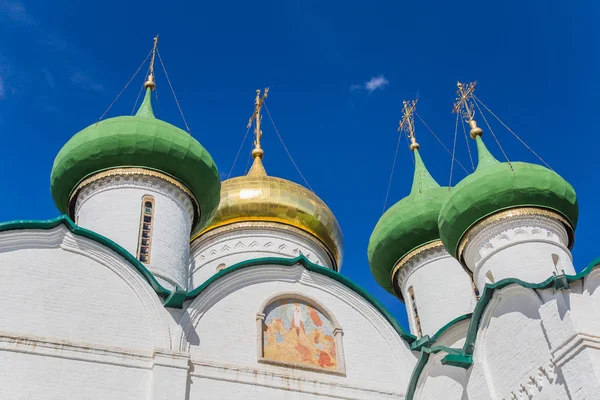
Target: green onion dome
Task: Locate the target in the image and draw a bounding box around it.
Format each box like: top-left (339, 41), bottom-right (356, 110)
top-left (438, 135), bottom-right (578, 260)
top-left (368, 149), bottom-right (450, 295)
top-left (50, 88), bottom-right (221, 233)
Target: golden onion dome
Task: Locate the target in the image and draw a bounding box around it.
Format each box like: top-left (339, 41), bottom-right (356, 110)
top-left (192, 156), bottom-right (343, 268)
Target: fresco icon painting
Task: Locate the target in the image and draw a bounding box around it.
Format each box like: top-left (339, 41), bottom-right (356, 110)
top-left (262, 299), bottom-right (338, 370)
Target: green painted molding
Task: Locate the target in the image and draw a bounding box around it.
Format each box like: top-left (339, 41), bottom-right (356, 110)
top-left (405, 257), bottom-right (600, 400)
top-left (0, 215), bottom-right (174, 297)
top-left (0, 216), bottom-right (417, 343)
top-left (185, 254), bottom-right (417, 343)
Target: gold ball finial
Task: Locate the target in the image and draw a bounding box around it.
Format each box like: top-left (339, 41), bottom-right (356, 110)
top-left (409, 142), bottom-right (420, 151)
top-left (144, 74), bottom-right (156, 90)
top-left (468, 119), bottom-right (483, 139)
top-left (252, 147), bottom-right (264, 159)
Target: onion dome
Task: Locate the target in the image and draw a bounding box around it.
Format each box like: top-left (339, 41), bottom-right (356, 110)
top-left (50, 83), bottom-right (221, 232)
top-left (368, 147), bottom-right (449, 296)
top-left (438, 131), bottom-right (578, 261)
top-left (192, 88), bottom-right (342, 268)
top-left (193, 154), bottom-right (343, 268)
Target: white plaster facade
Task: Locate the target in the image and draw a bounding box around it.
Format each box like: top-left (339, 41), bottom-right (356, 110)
top-left (75, 170), bottom-right (195, 290)
top-left (395, 243), bottom-right (477, 336)
top-left (463, 211), bottom-right (575, 291)
top-left (190, 222), bottom-right (335, 289)
top-left (1, 171), bottom-right (600, 399)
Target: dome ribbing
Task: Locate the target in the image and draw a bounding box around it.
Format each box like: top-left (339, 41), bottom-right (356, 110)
top-left (438, 136), bottom-right (578, 259)
top-left (368, 150), bottom-right (449, 295)
top-left (50, 88), bottom-right (221, 233)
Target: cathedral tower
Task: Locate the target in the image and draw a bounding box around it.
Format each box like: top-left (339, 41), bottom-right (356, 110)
top-left (50, 38), bottom-right (221, 291)
top-left (438, 82), bottom-right (578, 291)
top-left (189, 89), bottom-right (343, 288)
top-left (368, 100), bottom-right (476, 337)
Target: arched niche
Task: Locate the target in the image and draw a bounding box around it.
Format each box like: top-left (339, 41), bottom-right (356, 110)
top-left (256, 292), bottom-right (346, 375)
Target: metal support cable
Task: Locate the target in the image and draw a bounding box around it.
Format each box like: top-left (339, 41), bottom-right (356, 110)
top-left (227, 124), bottom-right (252, 179)
top-left (449, 112), bottom-right (459, 186)
top-left (156, 49), bottom-right (191, 133)
top-left (415, 112), bottom-right (469, 174)
top-left (461, 117), bottom-right (475, 171)
top-left (98, 49), bottom-right (152, 123)
top-left (131, 65), bottom-right (151, 115)
top-left (382, 131), bottom-right (404, 214)
top-left (474, 95), bottom-right (553, 171)
top-left (473, 99), bottom-right (512, 168)
top-left (263, 102), bottom-right (314, 192)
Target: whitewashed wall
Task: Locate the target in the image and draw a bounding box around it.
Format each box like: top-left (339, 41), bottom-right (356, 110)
top-left (75, 172), bottom-right (194, 290)
top-left (463, 213), bottom-right (575, 291)
top-left (0, 225), bottom-right (172, 399)
top-left (415, 319), bottom-right (469, 400)
top-left (180, 264), bottom-right (416, 400)
top-left (189, 223), bottom-right (335, 289)
top-left (396, 245), bottom-right (476, 336)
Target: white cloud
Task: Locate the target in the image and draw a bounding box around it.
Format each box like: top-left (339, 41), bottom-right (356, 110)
top-left (70, 72), bottom-right (103, 92)
top-left (1, 1), bottom-right (35, 25)
top-left (350, 74), bottom-right (389, 93)
top-left (365, 75), bottom-right (389, 92)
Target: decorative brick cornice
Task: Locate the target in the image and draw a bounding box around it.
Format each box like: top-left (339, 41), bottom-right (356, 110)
top-left (459, 207), bottom-right (573, 262)
top-left (72, 168), bottom-right (196, 222)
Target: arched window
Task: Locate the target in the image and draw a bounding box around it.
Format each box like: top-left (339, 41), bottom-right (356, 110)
top-left (256, 293), bottom-right (345, 375)
top-left (137, 195), bottom-right (155, 263)
top-left (408, 286), bottom-right (422, 337)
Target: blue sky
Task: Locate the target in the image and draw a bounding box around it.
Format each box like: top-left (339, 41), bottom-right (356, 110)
top-left (0, 0), bottom-right (598, 327)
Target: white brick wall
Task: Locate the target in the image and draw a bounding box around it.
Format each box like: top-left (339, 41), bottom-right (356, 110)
top-left (189, 223), bottom-right (335, 290)
top-left (75, 172), bottom-right (194, 290)
top-left (463, 213), bottom-right (575, 291)
top-left (3, 222), bottom-right (600, 399)
top-left (397, 246), bottom-right (476, 336)
top-left (181, 264), bottom-right (416, 398)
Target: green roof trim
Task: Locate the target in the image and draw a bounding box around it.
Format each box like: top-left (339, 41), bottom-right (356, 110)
top-left (0, 216), bottom-right (417, 343)
top-left (50, 88), bottom-right (221, 233)
top-left (438, 136), bottom-right (578, 258)
top-left (405, 257), bottom-right (600, 400)
top-left (0, 215), bottom-right (173, 298)
top-left (368, 149), bottom-right (450, 296)
top-left (185, 254), bottom-right (417, 343)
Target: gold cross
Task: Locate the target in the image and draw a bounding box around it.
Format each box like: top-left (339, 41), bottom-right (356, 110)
top-left (247, 88), bottom-right (269, 158)
top-left (144, 35), bottom-right (159, 90)
top-left (398, 99), bottom-right (419, 150)
top-left (453, 81), bottom-right (477, 122)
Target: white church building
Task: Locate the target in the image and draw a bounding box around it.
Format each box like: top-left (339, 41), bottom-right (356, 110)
top-left (0, 55), bottom-right (598, 400)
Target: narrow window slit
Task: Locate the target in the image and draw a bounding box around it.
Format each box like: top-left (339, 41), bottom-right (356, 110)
top-left (137, 195), bottom-right (155, 264)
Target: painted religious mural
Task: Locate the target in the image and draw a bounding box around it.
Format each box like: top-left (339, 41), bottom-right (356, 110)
top-left (262, 299), bottom-right (338, 370)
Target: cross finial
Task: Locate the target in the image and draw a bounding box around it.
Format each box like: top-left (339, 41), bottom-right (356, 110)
top-left (453, 81), bottom-right (483, 139)
top-left (144, 35), bottom-right (159, 90)
top-left (399, 99), bottom-right (419, 151)
top-left (247, 88), bottom-right (269, 159)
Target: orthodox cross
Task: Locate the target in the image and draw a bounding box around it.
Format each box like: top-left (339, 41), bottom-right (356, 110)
top-left (247, 88), bottom-right (269, 158)
top-left (144, 35), bottom-right (159, 90)
top-left (399, 99), bottom-right (419, 151)
top-left (453, 81), bottom-right (483, 138)
top-left (453, 81), bottom-right (477, 123)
